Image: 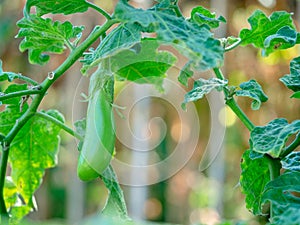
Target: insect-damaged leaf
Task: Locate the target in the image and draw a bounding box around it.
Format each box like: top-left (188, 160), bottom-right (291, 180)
top-left (16, 14), bottom-right (83, 65)
top-left (239, 10), bottom-right (298, 56)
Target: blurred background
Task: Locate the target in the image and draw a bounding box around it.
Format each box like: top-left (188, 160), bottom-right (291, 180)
top-left (1, 0), bottom-right (300, 224)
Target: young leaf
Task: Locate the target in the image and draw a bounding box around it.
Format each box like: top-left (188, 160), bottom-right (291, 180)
top-left (250, 118), bottom-right (300, 158)
top-left (109, 39), bottom-right (177, 90)
top-left (291, 91), bottom-right (300, 99)
top-left (240, 150), bottom-right (270, 215)
top-left (235, 79), bottom-right (268, 110)
top-left (189, 6), bottom-right (226, 29)
top-left (280, 56), bottom-right (300, 92)
top-left (100, 165), bottom-right (129, 220)
top-left (281, 151), bottom-right (300, 172)
top-left (182, 78), bottom-right (227, 109)
top-left (8, 109), bottom-right (64, 210)
top-left (81, 23), bottom-right (142, 74)
top-left (262, 171), bottom-right (300, 224)
top-left (16, 14), bottom-right (84, 65)
top-left (291, 91), bottom-right (300, 98)
top-left (178, 62), bottom-right (193, 87)
top-left (25, 0), bottom-right (90, 16)
top-left (113, 1), bottom-right (224, 71)
top-left (239, 10), bottom-right (298, 56)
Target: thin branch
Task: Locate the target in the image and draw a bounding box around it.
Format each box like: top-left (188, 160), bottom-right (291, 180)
top-left (15, 74), bottom-right (39, 86)
top-left (225, 38), bottom-right (242, 52)
top-left (35, 112), bottom-right (83, 141)
top-left (213, 68), bottom-right (255, 131)
top-left (0, 143), bottom-right (9, 218)
top-left (226, 98), bottom-right (255, 131)
top-left (170, 5), bottom-right (183, 17)
top-left (0, 89), bottom-right (42, 102)
top-left (86, 2), bottom-right (112, 20)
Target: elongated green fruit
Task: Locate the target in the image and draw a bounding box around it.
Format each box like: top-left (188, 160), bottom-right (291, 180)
top-left (77, 67), bottom-right (115, 181)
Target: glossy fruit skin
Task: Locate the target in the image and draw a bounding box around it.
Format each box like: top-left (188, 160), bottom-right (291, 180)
top-left (77, 68), bottom-right (115, 181)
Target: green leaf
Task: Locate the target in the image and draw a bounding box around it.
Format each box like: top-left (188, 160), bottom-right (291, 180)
top-left (240, 150), bottom-right (270, 215)
top-left (3, 177), bottom-right (18, 209)
top-left (113, 1), bottom-right (224, 71)
top-left (25, 0), bottom-right (89, 16)
top-left (239, 10), bottom-right (297, 56)
top-left (81, 23), bottom-right (142, 74)
top-left (8, 109), bottom-right (64, 209)
top-left (109, 39), bottom-right (176, 90)
top-left (16, 14), bottom-right (84, 65)
top-left (291, 91), bottom-right (300, 99)
top-left (235, 79), bottom-right (268, 110)
top-left (0, 104), bottom-right (23, 139)
top-left (0, 84), bottom-right (28, 139)
top-left (280, 56), bottom-right (300, 92)
top-left (250, 118), bottom-right (300, 158)
top-left (190, 6), bottom-right (226, 29)
top-left (178, 62), bottom-right (193, 87)
top-left (262, 171), bottom-right (300, 224)
top-left (270, 206), bottom-right (300, 225)
top-left (182, 78), bottom-right (227, 109)
top-left (2, 84), bottom-right (28, 106)
top-left (100, 165), bottom-right (129, 220)
top-left (9, 205), bottom-right (32, 225)
top-left (281, 151), bottom-right (300, 172)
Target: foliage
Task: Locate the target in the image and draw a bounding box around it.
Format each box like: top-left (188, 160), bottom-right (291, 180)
top-left (0, 0), bottom-right (299, 225)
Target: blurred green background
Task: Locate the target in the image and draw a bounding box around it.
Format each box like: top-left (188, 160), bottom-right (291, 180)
top-left (0, 0), bottom-right (300, 224)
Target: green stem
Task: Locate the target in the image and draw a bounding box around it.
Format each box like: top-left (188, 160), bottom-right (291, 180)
top-left (35, 112), bottom-right (83, 141)
top-left (226, 98), bottom-right (255, 131)
top-left (281, 133), bottom-right (300, 158)
top-left (0, 89), bottom-right (42, 102)
top-left (265, 155), bottom-right (281, 218)
top-left (213, 68), bottom-right (255, 131)
top-left (15, 74), bottom-right (39, 86)
top-left (170, 5), bottom-right (183, 17)
top-left (0, 18), bottom-right (118, 217)
top-left (86, 2), bottom-right (112, 20)
top-left (224, 38), bottom-right (242, 52)
top-left (0, 144), bottom-right (9, 219)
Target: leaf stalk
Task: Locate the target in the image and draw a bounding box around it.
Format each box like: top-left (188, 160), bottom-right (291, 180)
top-left (35, 112), bottom-right (83, 141)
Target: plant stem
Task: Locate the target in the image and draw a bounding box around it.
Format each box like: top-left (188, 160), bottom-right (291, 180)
top-left (15, 74), bottom-right (39, 86)
top-left (86, 2), bottom-right (112, 20)
top-left (224, 38), bottom-right (242, 52)
top-left (226, 98), bottom-right (255, 131)
top-left (170, 5), bottom-right (183, 17)
top-left (35, 112), bottom-right (83, 141)
top-left (213, 67), bottom-right (255, 131)
top-left (0, 89), bottom-right (42, 102)
top-left (265, 155), bottom-right (281, 218)
top-left (0, 144), bottom-right (9, 218)
top-left (281, 133), bottom-right (300, 158)
top-left (0, 18), bottom-right (118, 216)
